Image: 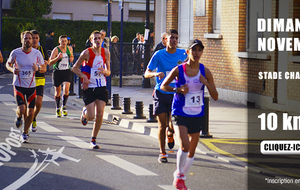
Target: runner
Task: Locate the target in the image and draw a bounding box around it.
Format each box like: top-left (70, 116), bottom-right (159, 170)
top-left (144, 29), bottom-right (187, 163)
top-left (30, 30), bottom-right (49, 132)
top-left (71, 30), bottom-right (110, 149)
top-left (6, 31), bottom-right (45, 143)
top-left (49, 35), bottom-right (74, 117)
top-left (161, 39), bottom-right (218, 189)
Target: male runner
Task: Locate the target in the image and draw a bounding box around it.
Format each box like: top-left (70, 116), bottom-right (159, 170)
top-left (30, 30), bottom-right (49, 132)
top-left (144, 29), bottom-right (187, 163)
top-left (6, 31), bottom-right (45, 143)
top-left (49, 35), bottom-right (74, 117)
top-left (72, 30), bottom-right (110, 149)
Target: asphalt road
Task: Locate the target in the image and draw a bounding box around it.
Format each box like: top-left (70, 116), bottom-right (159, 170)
top-left (0, 74), bottom-right (298, 190)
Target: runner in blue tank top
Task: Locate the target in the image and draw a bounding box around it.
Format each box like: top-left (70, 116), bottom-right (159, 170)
top-left (161, 39), bottom-right (218, 190)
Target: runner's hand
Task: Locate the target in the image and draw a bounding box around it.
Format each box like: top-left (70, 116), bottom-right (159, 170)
top-left (199, 75), bottom-right (208, 85)
top-left (32, 63), bottom-right (39, 71)
top-left (57, 52), bottom-right (63, 60)
top-left (13, 67), bottom-right (20, 75)
top-left (156, 72), bottom-right (165, 80)
top-left (178, 84), bottom-right (189, 95)
top-left (81, 76), bottom-right (90, 90)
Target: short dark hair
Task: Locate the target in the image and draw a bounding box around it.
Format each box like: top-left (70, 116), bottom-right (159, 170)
top-left (59, 35), bottom-right (68, 41)
top-left (167, 29), bottom-right (178, 36)
top-left (136, 32), bottom-right (141, 36)
top-left (30, 30), bottom-right (39, 35)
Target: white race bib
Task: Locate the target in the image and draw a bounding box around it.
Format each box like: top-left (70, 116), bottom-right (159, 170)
top-left (19, 68), bottom-right (34, 79)
top-left (90, 68), bottom-right (102, 80)
top-left (185, 91), bottom-right (203, 107)
top-left (58, 54), bottom-right (69, 70)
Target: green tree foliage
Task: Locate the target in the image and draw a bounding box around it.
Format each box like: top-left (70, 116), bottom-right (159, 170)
top-left (10, 0), bottom-right (52, 19)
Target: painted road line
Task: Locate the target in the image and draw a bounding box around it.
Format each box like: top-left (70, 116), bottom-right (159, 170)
top-left (42, 94), bottom-right (53, 102)
top-left (37, 121), bottom-right (63, 132)
top-left (157, 185), bottom-right (176, 190)
top-left (96, 155), bottom-right (158, 176)
top-left (58, 136), bottom-right (90, 149)
top-left (0, 86), bottom-right (3, 90)
top-left (3, 101), bottom-right (16, 106)
top-left (0, 94), bottom-right (15, 102)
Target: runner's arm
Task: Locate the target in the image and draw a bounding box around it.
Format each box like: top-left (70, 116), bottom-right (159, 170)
top-left (71, 50), bottom-right (90, 90)
top-left (48, 48), bottom-right (61, 65)
top-left (69, 46), bottom-right (74, 63)
top-left (201, 68), bottom-right (218, 101)
top-left (160, 66), bottom-right (188, 95)
top-left (103, 49), bottom-right (111, 77)
top-left (144, 68), bottom-right (165, 79)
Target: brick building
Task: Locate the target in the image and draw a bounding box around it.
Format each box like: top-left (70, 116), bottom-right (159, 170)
top-left (155, 0), bottom-right (300, 114)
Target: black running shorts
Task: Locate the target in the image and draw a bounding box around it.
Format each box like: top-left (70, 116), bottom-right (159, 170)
top-left (174, 115), bottom-right (203, 134)
top-left (152, 89), bottom-right (174, 115)
top-left (36, 85), bottom-right (44, 97)
top-left (83, 86), bottom-right (108, 106)
top-left (52, 69), bottom-right (72, 87)
top-left (14, 86), bottom-right (36, 108)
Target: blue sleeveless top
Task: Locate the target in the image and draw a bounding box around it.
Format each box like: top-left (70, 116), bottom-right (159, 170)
top-left (172, 62), bottom-right (206, 117)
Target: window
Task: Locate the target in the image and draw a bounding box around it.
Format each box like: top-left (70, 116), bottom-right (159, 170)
top-left (247, 0), bottom-right (272, 52)
top-left (213, 0), bottom-right (221, 33)
top-left (178, 0), bottom-right (194, 47)
top-left (53, 13), bottom-right (72, 20)
top-left (93, 15), bottom-right (108, 21)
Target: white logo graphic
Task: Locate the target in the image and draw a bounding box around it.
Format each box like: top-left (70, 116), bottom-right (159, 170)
top-left (4, 147), bottom-right (80, 190)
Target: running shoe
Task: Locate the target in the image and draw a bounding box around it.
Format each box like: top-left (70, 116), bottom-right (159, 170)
top-left (81, 108), bottom-right (88, 126)
top-left (61, 106), bottom-right (68, 116)
top-left (20, 132), bottom-right (29, 143)
top-left (173, 171), bottom-right (187, 190)
top-left (167, 133), bottom-right (175, 149)
top-left (31, 121), bottom-right (37, 132)
top-left (56, 108), bottom-right (61, 118)
top-left (158, 153), bottom-right (168, 163)
top-left (90, 141), bottom-right (100, 149)
top-left (15, 117), bottom-right (23, 129)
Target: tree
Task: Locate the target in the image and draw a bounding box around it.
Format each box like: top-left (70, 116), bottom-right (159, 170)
top-left (10, 0), bottom-right (52, 19)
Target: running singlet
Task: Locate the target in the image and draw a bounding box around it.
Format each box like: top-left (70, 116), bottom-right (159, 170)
top-left (35, 45), bottom-right (49, 86)
top-left (53, 46), bottom-right (71, 70)
top-left (7, 47), bottom-right (44, 88)
top-left (147, 48), bottom-right (187, 94)
top-left (172, 62), bottom-right (206, 117)
top-left (81, 48), bottom-right (106, 88)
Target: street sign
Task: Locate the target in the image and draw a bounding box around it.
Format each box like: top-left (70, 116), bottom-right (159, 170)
top-left (119, 0), bottom-right (123, 10)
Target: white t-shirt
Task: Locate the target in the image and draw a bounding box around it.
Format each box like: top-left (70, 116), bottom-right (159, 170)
top-left (8, 47), bottom-right (45, 88)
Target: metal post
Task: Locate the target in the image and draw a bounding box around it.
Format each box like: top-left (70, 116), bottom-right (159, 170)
top-left (200, 92), bottom-right (213, 138)
top-left (0, 0), bottom-right (2, 51)
top-left (142, 0), bottom-right (151, 88)
top-left (119, 0), bottom-right (124, 87)
top-left (106, 0), bottom-right (112, 105)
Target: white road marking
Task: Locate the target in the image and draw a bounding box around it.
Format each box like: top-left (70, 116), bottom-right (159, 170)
top-left (37, 121), bottom-right (63, 132)
top-left (0, 94), bottom-right (15, 102)
top-left (3, 101), bottom-right (16, 106)
top-left (42, 94), bottom-right (53, 102)
top-left (96, 155), bottom-right (158, 176)
top-left (158, 185), bottom-right (176, 190)
top-left (58, 136), bottom-right (90, 149)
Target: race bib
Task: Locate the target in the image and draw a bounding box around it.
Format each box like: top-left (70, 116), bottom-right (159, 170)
top-left (166, 71), bottom-right (176, 83)
top-left (185, 91), bottom-right (203, 107)
top-left (58, 55), bottom-right (69, 70)
top-left (90, 68), bottom-right (102, 80)
top-left (19, 68), bottom-right (34, 79)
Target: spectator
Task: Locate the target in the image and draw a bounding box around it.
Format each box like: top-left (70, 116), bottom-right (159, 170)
top-left (111, 35), bottom-right (119, 43)
top-left (132, 32), bottom-right (140, 53)
top-left (45, 30), bottom-right (55, 52)
top-left (153, 32), bottom-right (167, 55)
top-left (100, 30), bottom-right (107, 48)
top-left (67, 37), bottom-right (76, 50)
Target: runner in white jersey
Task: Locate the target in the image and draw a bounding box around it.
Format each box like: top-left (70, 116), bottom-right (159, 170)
top-left (6, 31), bottom-right (45, 143)
top-left (72, 30), bottom-right (110, 149)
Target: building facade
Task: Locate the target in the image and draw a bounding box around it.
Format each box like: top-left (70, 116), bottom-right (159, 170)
top-left (155, 0), bottom-right (300, 114)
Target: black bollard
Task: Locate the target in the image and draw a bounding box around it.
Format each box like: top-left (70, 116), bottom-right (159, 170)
top-left (122, 97), bottom-right (133, 114)
top-left (147, 104), bottom-right (157, 122)
top-left (200, 93), bottom-right (212, 138)
top-left (111, 94), bottom-right (122, 110)
top-left (133, 101), bottom-right (146, 119)
top-left (78, 77), bottom-right (83, 98)
top-left (69, 73), bottom-right (76, 96)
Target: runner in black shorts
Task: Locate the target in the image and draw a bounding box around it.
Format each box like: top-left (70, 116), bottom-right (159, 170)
top-left (49, 35), bottom-right (74, 117)
top-left (30, 30), bottom-right (48, 132)
top-left (6, 31), bottom-right (45, 143)
top-left (72, 30), bottom-right (111, 149)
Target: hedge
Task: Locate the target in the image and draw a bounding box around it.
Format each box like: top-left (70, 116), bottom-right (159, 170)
top-left (2, 17), bottom-right (153, 52)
